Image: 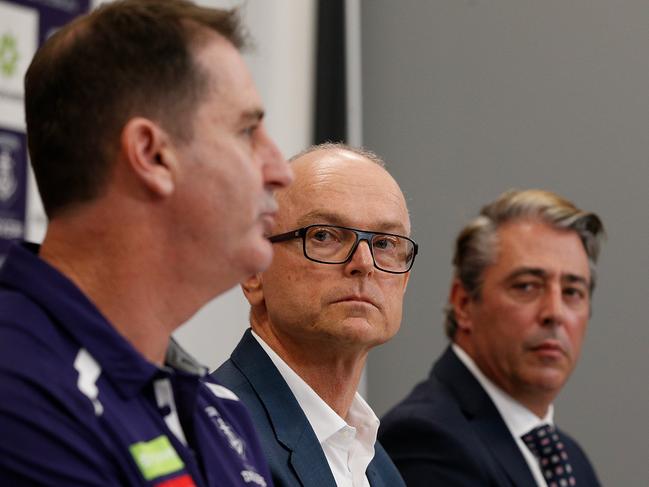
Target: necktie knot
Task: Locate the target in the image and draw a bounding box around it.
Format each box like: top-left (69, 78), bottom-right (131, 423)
top-left (521, 424), bottom-right (577, 487)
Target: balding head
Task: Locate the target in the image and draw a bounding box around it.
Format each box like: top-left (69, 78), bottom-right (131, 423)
top-left (273, 144), bottom-right (410, 237)
top-left (242, 144), bottom-right (414, 357)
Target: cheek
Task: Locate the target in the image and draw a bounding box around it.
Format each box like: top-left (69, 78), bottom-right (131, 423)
top-left (565, 313), bottom-right (589, 348)
top-left (379, 280), bottom-right (407, 322)
top-left (268, 266), bottom-right (324, 312)
top-left (498, 302), bottom-right (538, 335)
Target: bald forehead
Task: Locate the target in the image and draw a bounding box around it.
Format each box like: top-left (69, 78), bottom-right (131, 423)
top-left (276, 148), bottom-right (411, 234)
top-left (288, 147), bottom-right (390, 188)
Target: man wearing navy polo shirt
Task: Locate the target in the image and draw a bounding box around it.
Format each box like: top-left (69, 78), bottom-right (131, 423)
top-left (0, 1), bottom-right (292, 486)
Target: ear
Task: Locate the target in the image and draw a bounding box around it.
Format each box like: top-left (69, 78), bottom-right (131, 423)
top-left (121, 117), bottom-right (177, 197)
top-left (241, 273), bottom-right (265, 307)
top-left (449, 278), bottom-right (474, 332)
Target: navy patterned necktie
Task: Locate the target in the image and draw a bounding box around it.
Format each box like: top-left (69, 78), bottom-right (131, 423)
top-left (521, 424), bottom-right (577, 487)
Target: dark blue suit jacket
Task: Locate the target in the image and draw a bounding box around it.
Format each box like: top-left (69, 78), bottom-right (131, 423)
top-left (378, 346), bottom-right (601, 486)
top-left (212, 329), bottom-right (405, 487)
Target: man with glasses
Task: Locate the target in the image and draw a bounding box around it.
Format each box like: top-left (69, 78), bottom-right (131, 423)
top-left (212, 143), bottom-right (412, 487)
top-left (379, 189), bottom-right (603, 486)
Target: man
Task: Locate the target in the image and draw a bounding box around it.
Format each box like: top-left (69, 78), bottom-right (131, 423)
top-left (213, 144), bottom-right (414, 486)
top-left (379, 189), bottom-right (604, 486)
top-left (0, 1), bottom-right (292, 485)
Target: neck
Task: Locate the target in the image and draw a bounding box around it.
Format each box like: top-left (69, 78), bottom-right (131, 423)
top-left (518, 393), bottom-right (553, 419)
top-left (40, 215), bottom-right (197, 365)
top-left (253, 323), bottom-right (367, 418)
top-left (454, 340), bottom-right (555, 419)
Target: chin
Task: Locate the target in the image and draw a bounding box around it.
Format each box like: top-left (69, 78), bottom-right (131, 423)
top-left (339, 319), bottom-right (391, 347)
top-left (529, 370), bottom-right (569, 392)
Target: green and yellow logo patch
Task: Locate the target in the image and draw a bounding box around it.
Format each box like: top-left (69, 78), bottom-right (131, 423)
top-left (129, 435), bottom-right (185, 481)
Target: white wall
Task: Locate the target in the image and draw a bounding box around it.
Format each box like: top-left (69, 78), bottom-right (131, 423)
top-left (173, 0), bottom-right (316, 369)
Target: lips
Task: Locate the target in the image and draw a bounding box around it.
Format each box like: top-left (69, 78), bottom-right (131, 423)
top-left (333, 294), bottom-right (379, 308)
top-left (529, 339), bottom-right (567, 357)
top-left (260, 197), bottom-right (279, 236)
top-left (260, 213), bottom-right (277, 236)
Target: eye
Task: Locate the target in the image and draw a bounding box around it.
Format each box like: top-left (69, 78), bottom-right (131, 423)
top-left (312, 229), bottom-right (333, 242)
top-left (241, 122), bottom-right (260, 139)
top-left (373, 235), bottom-right (398, 251)
top-left (563, 286), bottom-right (587, 303)
top-left (512, 281), bottom-right (538, 292)
top-left (509, 280), bottom-right (542, 299)
top-left (308, 227), bottom-right (344, 245)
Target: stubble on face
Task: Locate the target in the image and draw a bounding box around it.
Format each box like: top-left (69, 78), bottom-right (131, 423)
top-left (458, 220), bottom-right (591, 411)
top-left (172, 32), bottom-right (291, 294)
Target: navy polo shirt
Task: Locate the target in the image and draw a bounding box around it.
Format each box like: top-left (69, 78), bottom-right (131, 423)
top-left (0, 243), bottom-right (273, 487)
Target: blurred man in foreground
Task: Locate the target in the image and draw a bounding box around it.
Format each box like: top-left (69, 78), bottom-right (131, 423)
top-left (0, 1), bottom-right (292, 485)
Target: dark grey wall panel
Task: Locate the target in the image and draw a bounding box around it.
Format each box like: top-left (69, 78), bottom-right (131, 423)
top-left (362, 1), bottom-right (649, 485)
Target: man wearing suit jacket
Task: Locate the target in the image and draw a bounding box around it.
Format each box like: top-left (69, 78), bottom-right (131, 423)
top-left (379, 189), bottom-right (604, 487)
top-left (213, 143), bottom-right (416, 486)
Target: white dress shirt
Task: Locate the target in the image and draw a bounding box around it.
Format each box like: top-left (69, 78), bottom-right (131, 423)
top-left (253, 331), bottom-right (379, 487)
top-left (452, 344), bottom-right (553, 487)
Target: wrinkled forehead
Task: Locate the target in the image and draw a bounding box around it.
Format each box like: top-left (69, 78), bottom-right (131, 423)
top-left (275, 149), bottom-right (411, 235)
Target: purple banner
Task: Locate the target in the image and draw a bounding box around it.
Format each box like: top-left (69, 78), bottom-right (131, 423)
top-left (9, 0), bottom-right (91, 45)
top-left (0, 128), bottom-right (26, 258)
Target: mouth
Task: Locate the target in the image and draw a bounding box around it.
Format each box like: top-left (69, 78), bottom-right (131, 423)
top-left (259, 212), bottom-right (277, 236)
top-left (333, 295), bottom-right (379, 308)
top-left (529, 340), bottom-right (566, 358)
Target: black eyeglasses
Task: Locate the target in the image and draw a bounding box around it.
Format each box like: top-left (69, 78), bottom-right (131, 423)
top-left (268, 224), bottom-right (418, 274)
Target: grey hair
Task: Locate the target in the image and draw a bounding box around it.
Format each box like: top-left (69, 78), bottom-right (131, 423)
top-left (445, 189), bottom-right (605, 339)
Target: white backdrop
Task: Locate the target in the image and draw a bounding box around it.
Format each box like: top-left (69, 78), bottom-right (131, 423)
top-left (172, 0), bottom-right (316, 369)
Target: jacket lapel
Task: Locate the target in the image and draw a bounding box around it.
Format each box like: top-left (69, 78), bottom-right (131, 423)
top-left (366, 463), bottom-right (381, 487)
top-left (434, 347), bottom-right (537, 486)
top-left (231, 330), bottom-right (337, 487)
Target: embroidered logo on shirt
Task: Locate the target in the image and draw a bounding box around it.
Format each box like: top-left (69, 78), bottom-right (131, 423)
top-left (241, 469), bottom-right (267, 486)
top-left (73, 348), bottom-right (104, 416)
top-left (129, 435), bottom-right (185, 481)
top-left (205, 405), bottom-right (246, 458)
top-left (205, 382), bottom-right (240, 401)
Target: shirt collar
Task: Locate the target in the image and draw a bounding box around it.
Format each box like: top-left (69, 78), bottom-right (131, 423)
top-left (452, 343), bottom-right (553, 438)
top-left (251, 330), bottom-right (379, 445)
top-left (165, 338), bottom-right (208, 376)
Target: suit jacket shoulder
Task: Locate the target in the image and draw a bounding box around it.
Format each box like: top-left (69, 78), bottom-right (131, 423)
top-left (380, 347), bottom-right (528, 486)
top-left (212, 330), bottom-right (335, 487)
top-left (379, 346), bottom-right (600, 487)
top-left (212, 329), bottom-right (405, 487)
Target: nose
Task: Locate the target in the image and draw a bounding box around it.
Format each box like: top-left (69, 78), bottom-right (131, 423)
top-left (540, 284), bottom-right (565, 327)
top-left (344, 239), bottom-right (375, 277)
top-left (260, 128), bottom-right (293, 189)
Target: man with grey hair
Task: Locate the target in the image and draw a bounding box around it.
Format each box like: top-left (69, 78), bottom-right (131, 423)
top-left (379, 189), bottom-right (603, 487)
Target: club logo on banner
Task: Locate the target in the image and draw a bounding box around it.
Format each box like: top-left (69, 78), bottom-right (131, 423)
top-left (0, 129), bottom-right (26, 260)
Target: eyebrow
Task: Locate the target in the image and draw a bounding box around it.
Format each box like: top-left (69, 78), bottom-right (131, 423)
top-left (239, 108), bottom-right (265, 124)
top-left (506, 267), bottom-right (590, 287)
top-left (296, 210), bottom-right (408, 235)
